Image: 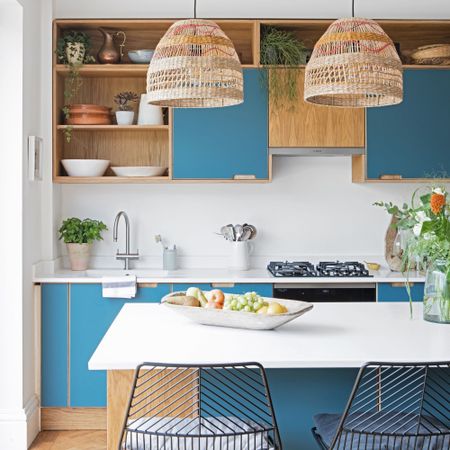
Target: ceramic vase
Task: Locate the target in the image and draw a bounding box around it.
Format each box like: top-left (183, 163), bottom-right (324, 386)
top-left (137, 94), bottom-right (164, 125)
top-left (115, 111), bottom-right (134, 125)
top-left (67, 243), bottom-right (92, 271)
top-left (66, 42), bottom-right (85, 65)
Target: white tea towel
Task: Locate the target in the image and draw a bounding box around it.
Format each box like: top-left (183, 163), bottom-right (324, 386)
top-left (102, 275), bottom-right (137, 299)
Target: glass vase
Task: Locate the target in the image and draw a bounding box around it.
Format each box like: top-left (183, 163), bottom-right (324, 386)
top-left (423, 259), bottom-right (450, 324)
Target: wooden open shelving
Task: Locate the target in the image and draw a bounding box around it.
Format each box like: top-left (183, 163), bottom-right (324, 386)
top-left (53, 18), bottom-right (450, 184)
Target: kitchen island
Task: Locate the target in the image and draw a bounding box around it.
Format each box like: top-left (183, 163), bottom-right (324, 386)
top-left (89, 302), bottom-right (449, 450)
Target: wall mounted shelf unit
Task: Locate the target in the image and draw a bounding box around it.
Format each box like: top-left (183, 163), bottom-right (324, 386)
top-left (53, 19), bottom-right (450, 184)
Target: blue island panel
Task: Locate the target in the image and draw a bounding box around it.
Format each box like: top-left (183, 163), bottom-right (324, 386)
top-left (377, 282), bottom-right (424, 302)
top-left (367, 70), bottom-right (450, 179)
top-left (173, 69), bottom-right (269, 179)
top-left (70, 283), bottom-right (170, 407)
top-left (267, 368), bottom-right (358, 450)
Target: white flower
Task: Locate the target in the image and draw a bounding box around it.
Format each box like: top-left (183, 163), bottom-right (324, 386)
top-left (433, 187), bottom-right (445, 195)
top-left (413, 223), bottom-right (422, 237)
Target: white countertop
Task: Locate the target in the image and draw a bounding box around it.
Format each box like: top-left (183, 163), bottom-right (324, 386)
top-left (34, 267), bottom-right (425, 284)
top-left (88, 303), bottom-right (448, 370)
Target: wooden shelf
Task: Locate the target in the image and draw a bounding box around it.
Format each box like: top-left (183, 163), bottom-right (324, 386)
top-left (56, 124), bottom-right (169, 131)
top-left (54, 176), bottom-right (171, 184)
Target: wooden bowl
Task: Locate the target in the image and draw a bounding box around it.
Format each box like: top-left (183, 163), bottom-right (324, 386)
top-left (410, 44), bottom-right (450, 65)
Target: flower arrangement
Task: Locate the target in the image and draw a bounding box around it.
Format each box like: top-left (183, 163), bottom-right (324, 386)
top-left (375, 186), bottom-right (450, 321)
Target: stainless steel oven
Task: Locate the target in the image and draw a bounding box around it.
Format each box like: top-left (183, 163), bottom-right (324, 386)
top-left (273, 283), bottom-right (376, 303)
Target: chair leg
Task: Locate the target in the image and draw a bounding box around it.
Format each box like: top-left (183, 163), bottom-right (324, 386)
top-left (311, 427), bottom-right (329, 450)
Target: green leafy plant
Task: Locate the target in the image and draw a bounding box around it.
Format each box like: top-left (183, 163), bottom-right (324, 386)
top-left (55, 31), bottom-right (95, 142)
top-left (375, 186), bottom-right (450, 317)
top-left (59, 218), bottom-right (107, 244)
top-left (260, 26), bottom-right (307, 105)
top-left (114, 91), bottom-right (139, 111)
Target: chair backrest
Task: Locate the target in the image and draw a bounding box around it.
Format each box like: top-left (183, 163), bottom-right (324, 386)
top-left (119, 362), bottom-right (282, 449)
top-left (330, 361), bottom-right (450, 450)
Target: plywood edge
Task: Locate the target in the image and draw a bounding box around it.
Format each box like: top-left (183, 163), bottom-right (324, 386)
top-left (41, 407), bottom-right (106, 430)
top-left (351, 155), bottom-right (366, 183)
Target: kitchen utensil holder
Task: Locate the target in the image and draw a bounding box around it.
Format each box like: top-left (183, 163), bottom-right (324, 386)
top-left (163, 247), bottom-right (177, 271)
top-left (119, 362), bottom-right (282, 449)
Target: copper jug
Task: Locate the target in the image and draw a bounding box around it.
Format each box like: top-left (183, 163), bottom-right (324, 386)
top-left (97, 28), bottom-right (126, 64)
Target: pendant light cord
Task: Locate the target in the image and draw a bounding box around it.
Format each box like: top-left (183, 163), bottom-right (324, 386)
top-left (352, 0), bottom-right (355, 18)
top-left (194, 0), bottom-right (197, 19)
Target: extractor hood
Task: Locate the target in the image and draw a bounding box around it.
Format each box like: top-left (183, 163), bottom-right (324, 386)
top-left (269, 147), bottom-right (364, 157)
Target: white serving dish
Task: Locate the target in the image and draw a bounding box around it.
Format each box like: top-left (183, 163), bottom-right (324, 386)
top-left (128, 49), bottom-right (154, 64)
top-left (111, 166), bottom-right (167, 177)
top-left (61, 159), bottom-right (109, 177)
top-left (162, 292), bottom-right (313, 330)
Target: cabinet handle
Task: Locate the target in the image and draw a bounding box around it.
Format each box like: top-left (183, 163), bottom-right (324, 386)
top-left (139, 283), bottom-right (157, 288)
top-left (211, 283), bottom-right (235, 288)
top-left (233, 174), bottom-right (256, 180)
top-left (379, 174), bottom-right (402, 180)
top-left (390, 282), bottom-right (414, 288)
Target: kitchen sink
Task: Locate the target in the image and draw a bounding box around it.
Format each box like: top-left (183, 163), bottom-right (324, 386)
top-left (85, 269), bottom-right (169, 278)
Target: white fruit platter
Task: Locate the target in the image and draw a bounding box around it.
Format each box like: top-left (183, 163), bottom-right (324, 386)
top-left (162, 289), bottom-right (313, 331)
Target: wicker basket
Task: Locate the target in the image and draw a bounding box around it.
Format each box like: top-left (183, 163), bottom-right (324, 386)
top-left (147, 19), bottom-right (244, 108)
top-left (410, 44), bottom-right (450, 65)
top-left (304, 18), bottom-right (403, 107)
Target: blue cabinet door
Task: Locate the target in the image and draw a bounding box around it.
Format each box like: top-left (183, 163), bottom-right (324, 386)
top-left (70, 283), bottom-right (170, 407)
top-left (173, 283), bottom-right (273, 297)
top-left (173, 69), bottom-right (269, 179)
top-left (41, 284), bottom-right (69, 407)
top-left (377, 282), bottom-right (424, 302)
top-left (367, 70), bottom-right (450, 179)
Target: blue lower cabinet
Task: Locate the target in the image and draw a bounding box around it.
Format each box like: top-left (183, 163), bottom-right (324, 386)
top-left (173, 69), bottom-right (269, 179)
top-left (70, 283), bottom-right (170, 407)
top-left (173, 283), bottom-right (273, 297)
top-left (41, 284), bottom-right (69, 407)
top-left (267, 368), bottom-right (358, 450)
top-left (377, 282), bottom-right (424, 302)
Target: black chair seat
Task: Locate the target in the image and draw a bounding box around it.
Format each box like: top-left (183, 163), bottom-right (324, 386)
top-left (313, 412), bottom-right (450, 450)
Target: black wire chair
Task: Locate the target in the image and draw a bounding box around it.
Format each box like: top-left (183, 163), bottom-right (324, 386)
top-left (119, 362), bottom-right (282, 450)
top-left (312, 361), bottom-right (450, 450)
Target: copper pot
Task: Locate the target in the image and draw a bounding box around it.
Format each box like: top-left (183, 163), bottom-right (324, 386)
top-left (97, 28), bottom-right (126, 64)
top-left (66, 104), bottom-right (112, 125)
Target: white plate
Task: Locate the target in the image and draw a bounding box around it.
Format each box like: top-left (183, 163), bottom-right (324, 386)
top-left (61, 159), bottom-right (109, 177)
top-left (111, 166), bottom-right (167, 177)
top-left (162, 292), bottom-right (313, 330)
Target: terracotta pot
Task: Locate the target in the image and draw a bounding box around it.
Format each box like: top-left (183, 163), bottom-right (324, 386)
top-left (66, 104), bottom-right (112, 125)
top-left (67, 243), bottom-right (92, 271)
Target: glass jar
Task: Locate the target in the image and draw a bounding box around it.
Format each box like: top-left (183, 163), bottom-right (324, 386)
top-left (423, 259), bottom-right (450, 324)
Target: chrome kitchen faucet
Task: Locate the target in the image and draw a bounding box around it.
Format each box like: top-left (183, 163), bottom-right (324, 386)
top-left (113, 211), bottom-right (139, 270)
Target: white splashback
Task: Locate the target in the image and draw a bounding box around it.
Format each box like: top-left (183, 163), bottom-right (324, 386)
top-left (59, 157), bottom-right (447, 262)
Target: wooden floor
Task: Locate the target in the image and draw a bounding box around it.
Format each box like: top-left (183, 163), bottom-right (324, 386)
top-left (30, 431), bottom-right (107, 450)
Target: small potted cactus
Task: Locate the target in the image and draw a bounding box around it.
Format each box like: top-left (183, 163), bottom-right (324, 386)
top-left (114, 91), bottom-right (139, 125)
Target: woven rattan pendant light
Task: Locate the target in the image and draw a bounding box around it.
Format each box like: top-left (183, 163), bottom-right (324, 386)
top-left (304, 0), bottom-right (403, 107)
top-left (146, 0), bottom-right (243, 108)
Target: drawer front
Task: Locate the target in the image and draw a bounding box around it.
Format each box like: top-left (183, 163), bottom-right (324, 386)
top-left (70, 283), bottom-right (170, 407)
top-left (41, 284), bottom-right (69, 407)
top-left (377, 282), bottom-right (424, 302)
top-left (172, 283), bottom-right (273, 297)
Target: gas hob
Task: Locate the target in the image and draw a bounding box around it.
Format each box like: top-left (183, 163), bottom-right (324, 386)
top-left (267, 261), bottom-right (372, 278)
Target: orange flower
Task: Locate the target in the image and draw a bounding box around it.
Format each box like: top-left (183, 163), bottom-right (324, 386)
top-left (430, 193), bottom-right (446, 214)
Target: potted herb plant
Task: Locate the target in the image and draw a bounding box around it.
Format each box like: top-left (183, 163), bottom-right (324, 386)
top-left (56, 31), bottom-right (95, 142)
top-left (375, 187), bottom-right (450, 322)
top-left (114, 91), bottom-right (139, 125)
top-left (260, 26), bottom-right (307, 106)
top-left (59, 218), bottom-right (107, 271)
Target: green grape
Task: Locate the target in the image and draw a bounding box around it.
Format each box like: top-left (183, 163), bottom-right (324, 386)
top-left (244, 305), bottom-right (251, 312)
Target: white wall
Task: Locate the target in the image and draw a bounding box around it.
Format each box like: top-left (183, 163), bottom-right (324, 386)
top-left (59, 158), bottom-right (449, 267)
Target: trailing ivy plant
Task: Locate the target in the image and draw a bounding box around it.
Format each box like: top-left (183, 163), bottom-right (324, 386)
top-left (55, 31), bottom-right (95, 142)
top-left (260, 26), bottom-right (307, 106)
top-left (59, 218), bottom-right (108, 244)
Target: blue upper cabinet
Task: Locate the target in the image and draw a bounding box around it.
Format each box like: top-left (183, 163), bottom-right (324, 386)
top-left (172, 69), bottom-right (269, 180)
top-left (70, 283), bottom-right (170, 407)
top-left (367, 70), bottom-right (450, 180)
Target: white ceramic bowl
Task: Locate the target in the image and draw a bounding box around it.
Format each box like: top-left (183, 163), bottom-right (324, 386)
top-left (62, 159), bottom-right (110, 177)
top-left (111, 166), bottom-right (167, 177)
top-left (128, 50), bottom-right (154, 64)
